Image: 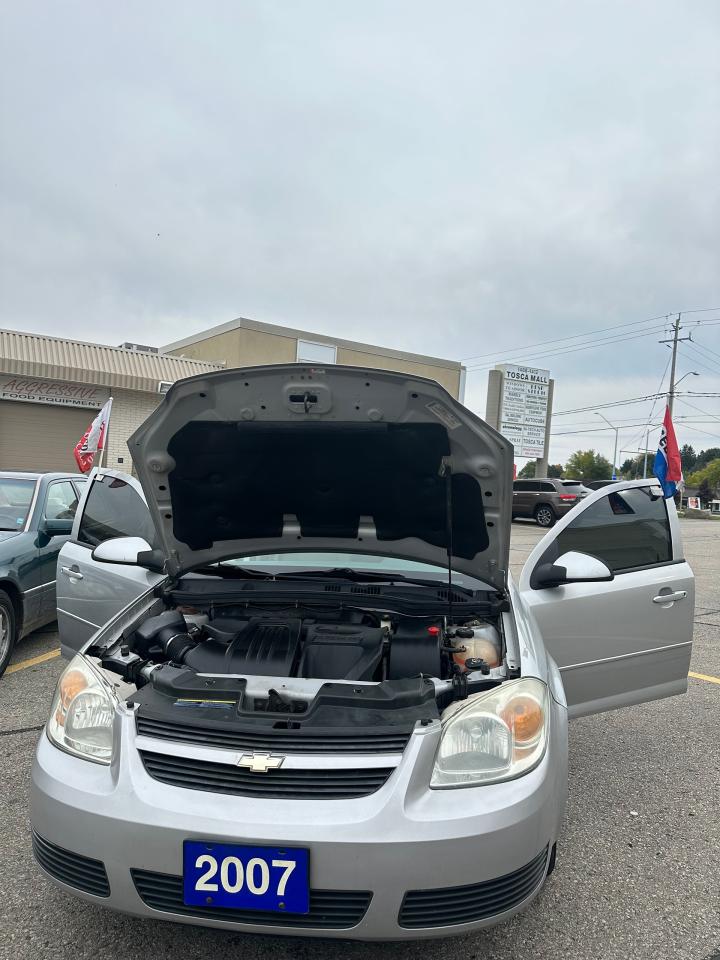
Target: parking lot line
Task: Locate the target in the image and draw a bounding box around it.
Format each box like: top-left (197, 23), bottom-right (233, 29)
top-left (688, 670), bottom-right (720, 686)
top-left (5, 649), bottom-right (61, 675)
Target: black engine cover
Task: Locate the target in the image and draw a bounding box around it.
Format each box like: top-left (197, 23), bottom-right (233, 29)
top-left (298, 623), bottom-right (384, 682)
top-left (182, 617), bottom-right (303, 676)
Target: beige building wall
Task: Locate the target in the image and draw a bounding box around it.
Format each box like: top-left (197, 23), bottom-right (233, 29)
top-left (105, 388), bottom-right (162, 471)
top-left (334, 346), bottom-right (460, 396)
top-left (165, 320), bottom-right (464, 399)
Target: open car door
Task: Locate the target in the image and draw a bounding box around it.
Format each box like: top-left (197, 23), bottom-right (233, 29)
top-left (518, 480), bottom-right (694, 718)
top-left (57, 469), bottom-right (164, 657)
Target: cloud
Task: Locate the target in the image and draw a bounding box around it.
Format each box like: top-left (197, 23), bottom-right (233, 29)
top-left (1, 0), bottom-right (718, 463)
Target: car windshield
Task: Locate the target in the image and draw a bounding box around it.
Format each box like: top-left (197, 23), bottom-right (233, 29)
top-left (217, 552), bottom-right (490, 590)
top-left (561, 481), bottom-right (583, 487)
top-left (0, 477), bottom-right (36, 530)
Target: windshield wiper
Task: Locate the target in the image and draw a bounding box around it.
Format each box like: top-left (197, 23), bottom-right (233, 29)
top-left (250, 567), bottom-right (475, 595)
top-left (197, 564), bottom-right (474, 594)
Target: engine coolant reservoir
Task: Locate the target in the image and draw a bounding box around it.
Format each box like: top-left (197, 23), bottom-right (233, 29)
top-left (452, 624), bottom-right (501, 669)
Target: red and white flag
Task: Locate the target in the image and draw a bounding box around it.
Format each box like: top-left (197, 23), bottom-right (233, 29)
top-left (74, 397), bottom-right (113, 473)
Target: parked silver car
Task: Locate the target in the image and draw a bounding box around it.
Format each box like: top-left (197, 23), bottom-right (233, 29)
top-left (33, 365), bottom-right (694, 940)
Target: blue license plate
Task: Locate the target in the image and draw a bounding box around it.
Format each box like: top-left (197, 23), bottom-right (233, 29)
top-left (183, 841), bottom-right (310, 914)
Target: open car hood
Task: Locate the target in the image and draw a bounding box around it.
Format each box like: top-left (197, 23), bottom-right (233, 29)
top-left (130, 364), bottom-right (513, 590)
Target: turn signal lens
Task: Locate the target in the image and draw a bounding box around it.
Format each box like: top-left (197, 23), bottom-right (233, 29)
top-left (55, 669), bottom-right (88, 726)
top-left (501, 694), bottom-right (544, 745)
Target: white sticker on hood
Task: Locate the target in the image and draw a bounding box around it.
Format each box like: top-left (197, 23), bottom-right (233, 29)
top-left (426, 401), bottom-right (461, 430)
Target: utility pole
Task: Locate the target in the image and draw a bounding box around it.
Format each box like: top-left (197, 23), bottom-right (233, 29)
top-left (659, 314), bottom-right (693, 417)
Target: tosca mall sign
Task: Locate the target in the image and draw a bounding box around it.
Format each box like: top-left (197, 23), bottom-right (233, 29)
top-left (0, 375), bottom-right (109, 409)
top-left (496, 364), bottom-right (551, 459)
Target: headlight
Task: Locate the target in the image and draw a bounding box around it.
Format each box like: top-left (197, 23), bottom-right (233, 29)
top-left (46, 655), bottom-right (115, 764)
top-left (431, 678), bottom-right (549, 788)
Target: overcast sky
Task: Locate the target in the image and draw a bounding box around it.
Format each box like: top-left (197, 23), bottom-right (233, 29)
top-left (1, 0), bottom-right (718, 465)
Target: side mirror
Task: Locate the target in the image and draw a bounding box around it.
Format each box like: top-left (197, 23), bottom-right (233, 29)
top-left (533, 550), bottom-right (613, 589)
top-left (40, 518), bottom-right (73, 537)
top-left (91, 536), bottom-right (152, 565)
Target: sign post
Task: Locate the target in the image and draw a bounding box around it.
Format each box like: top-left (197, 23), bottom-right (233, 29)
top-left (485, 364), bottom-right (553, 475)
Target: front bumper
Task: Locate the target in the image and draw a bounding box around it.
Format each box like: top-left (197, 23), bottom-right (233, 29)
top-left (31, 704), bottom-right (567, 941)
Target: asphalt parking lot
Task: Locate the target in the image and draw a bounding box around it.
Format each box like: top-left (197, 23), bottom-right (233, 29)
top-left (1, 520), bottom-right (718, 960)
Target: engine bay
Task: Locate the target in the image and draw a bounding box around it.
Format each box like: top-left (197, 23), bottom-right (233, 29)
top-left (92, 598), bottom-right (510, 727)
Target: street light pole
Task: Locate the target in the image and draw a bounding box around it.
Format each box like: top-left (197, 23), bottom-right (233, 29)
top-left (595, 412), bottom-right (619, 478)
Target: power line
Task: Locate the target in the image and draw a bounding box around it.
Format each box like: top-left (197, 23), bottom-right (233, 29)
top-left (459, 308), bottom-right (720, 366)
top-left (691, 338), bottom-right (720, 363)
top-left (460, 312), bottom-right (671, 363)
top-left (551, 417), bottom-right (715, 437)
top-left (676, 397), bottom-right (720, 424)
top-left (465, 325), bottom-right (668, 373)
top-left (625, 353), bottom-right (672, 452)
top-left (683, 340), bottom-right (720, 373)
top-left (555, 392), bottom-right (670, 416)
top-left (680, 342), bottom-right (720, 377)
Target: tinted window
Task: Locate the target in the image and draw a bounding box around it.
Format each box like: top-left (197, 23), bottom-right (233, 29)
top-left (540, 482), bottom-right (555, 492)
top-left (561, 481), bottom-right (583, 487)
top-left (45, 481), bottom-right (80, 520)
top-left (554, 487), bottom-right (672, 572)
top-left (514, 481), bottom-right (540, 491)
top-left (78, 477), bottom-right (156, 548)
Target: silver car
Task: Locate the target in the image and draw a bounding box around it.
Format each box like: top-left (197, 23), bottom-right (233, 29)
top-left (33, 365), bottom-right (694, 941)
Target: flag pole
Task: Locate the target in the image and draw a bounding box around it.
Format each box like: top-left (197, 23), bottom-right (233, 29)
top-left (99, 396), bottom-right (113, 470)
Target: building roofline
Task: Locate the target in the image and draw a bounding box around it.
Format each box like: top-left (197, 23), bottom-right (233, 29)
top-left (162, 316), bottom-right (463, 371)
top-left (0, 326), bottom-right (223, 395)
top-left (0, 327), bottom-right (223, 368)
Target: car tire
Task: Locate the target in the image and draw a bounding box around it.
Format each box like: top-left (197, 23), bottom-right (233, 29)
top-left (534, 504), bottom-right (556, 528)
top-left (546, 842), bottom-right (557, 877)
top-left (0, 589), bottom-right (17, 678)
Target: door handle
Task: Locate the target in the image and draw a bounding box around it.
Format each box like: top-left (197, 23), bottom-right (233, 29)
top-left (652, 590), bottom-right (686, 604)
top-left (60, 566), bottom-right (83, 580)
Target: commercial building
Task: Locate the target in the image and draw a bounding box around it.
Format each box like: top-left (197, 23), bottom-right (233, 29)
top-left (163, 317), bottom-right (466, 400)
top-left (0, 330), bottom-right (222, 471)
top-left (0, 320), bottom-right (465, 472)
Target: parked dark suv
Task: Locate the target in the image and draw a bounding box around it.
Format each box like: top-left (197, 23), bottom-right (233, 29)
top-left (512, 478), bottom-right (592, 527)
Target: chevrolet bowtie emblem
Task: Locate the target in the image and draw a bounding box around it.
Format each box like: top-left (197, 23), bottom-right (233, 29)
top-left (236, 752), bottom-right (285, 774)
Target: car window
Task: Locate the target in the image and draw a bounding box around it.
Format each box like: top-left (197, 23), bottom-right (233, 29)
top-left (561, 481), bottom-right (583, 487)
top-left (0, 477), bottom-right (36, 530)
top-left (44, 481), bottom-right (80, 521)
top-left (77, 476), bottom-right (156, 548)
top-left (553, 487), bottom-right (672, 572)
top-left (540, 482), bottom-right (555, 492)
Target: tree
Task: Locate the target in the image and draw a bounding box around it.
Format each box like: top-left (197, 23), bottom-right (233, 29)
top-left (697, 478), bottom-right (713, 506)
top-left (564, 449), bottom-right (613, 482)
top-left (620, 452), bottom-right (652, 479)
top-left (518, 461), bottom-right (563, 479)
top-left (687, 458), bottom-right (720, 498)
top-left (680, 444), bottom-right (697, 472)
top-left (696, 448), bottom-right (720, 471)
